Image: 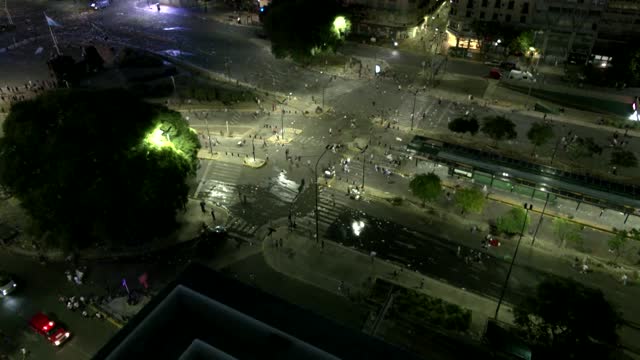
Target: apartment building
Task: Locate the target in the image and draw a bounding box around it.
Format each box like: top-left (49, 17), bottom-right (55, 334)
top-left (594, 0), bottom-right (640, 65)
top-left (448, 0), bottom-right (535, 51)
top-left (448, 0), bottom-right (640, 65)
top-left (342, 0), bottom-right (445, 39)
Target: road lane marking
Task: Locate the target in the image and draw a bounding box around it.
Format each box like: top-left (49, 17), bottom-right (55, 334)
top-left (434, 101), bottom-right (452, 126)
top-left (195, 159), bottom-right (213, 196)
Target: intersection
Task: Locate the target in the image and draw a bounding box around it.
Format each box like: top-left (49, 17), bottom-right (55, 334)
top-left (1, 1), bottom-right (640, 359)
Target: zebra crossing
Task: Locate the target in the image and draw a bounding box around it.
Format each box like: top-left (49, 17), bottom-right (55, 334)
top-left (393, 96), bottom-right (457, 130)
top-left (293, 187), bottom-right (352, 235)
top-left (225, 216), bottom-right (259, 238)
top-left (266, 173), bottom-right (300, 203)
top-left (194, 161), bottom-right (244, 205)
top-left (291, 134), bottom-right (327, 147)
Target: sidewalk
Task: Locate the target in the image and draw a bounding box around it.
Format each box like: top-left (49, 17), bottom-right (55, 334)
top-left (2, 197), bottom-right (230, 261)
top-left (262, 226), bottom-right (514, 339)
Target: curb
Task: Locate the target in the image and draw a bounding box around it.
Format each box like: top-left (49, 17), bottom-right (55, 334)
top-left (87, 303), bottom-right (124, 329)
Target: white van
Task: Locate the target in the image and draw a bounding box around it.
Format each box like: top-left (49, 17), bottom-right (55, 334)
top-left (507, 70), bottom-right (535, 82)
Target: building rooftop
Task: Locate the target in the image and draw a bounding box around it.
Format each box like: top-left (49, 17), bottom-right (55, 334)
top-left (94, 263), bottom-right (423, 360)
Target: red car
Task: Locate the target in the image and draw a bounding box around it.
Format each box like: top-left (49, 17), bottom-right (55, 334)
top-left (29, 313), bottom-right (71, 346)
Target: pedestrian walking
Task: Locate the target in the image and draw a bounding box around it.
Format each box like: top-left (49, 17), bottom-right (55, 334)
top-left (621, 273), bottom-right (628, 286)
top-left (199, 200), bottom-right (206, 213)
top-left (419, 279), bottom-right (424, 289)
top-left (210, 209), bottom-right (216, 222)
top-left (456, 246), bottom-right (461, 257)
top-left (329, 128), bottom-right (332, 135)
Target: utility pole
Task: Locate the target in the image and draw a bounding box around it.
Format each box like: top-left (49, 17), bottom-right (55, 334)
top-left (5, 0), bottom-right (13, 25)
top-left (531, 192), bottom-right (550, 246)
top-left (280, 108), bottom-right (285, 142)
top-left (495, 203), bottom-right (532, 320)
top-left (410, 89), bottom-right (420, 131)
top-left (360, 144), bottom-right (369, 189)
top-left (252, 137), bottom-right (256, 161)
top-left (203, 112), bottom-right (213, 154)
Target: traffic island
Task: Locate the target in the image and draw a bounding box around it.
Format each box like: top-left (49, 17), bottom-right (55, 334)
top-left (243, 157), bottom-right (267, 168)
top-left (197, 149), bottom-right (219, 160)
top-left (265, 128), bottom-right (302, 145)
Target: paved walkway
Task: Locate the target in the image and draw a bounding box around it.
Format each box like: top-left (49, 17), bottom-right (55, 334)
top-left (262, 225), bottom-right (514, 338)
top-left (2, 197), bottom-right (230, 260)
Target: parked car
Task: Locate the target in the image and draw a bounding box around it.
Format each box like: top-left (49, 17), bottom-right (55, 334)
top-left (29, 313), bottom-right (71, 347)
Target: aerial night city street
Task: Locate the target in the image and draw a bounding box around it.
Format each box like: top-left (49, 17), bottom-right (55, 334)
top-left (1, 0), bottom-right (640, 359)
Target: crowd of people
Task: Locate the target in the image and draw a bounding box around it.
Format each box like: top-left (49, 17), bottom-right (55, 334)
top-left (0, 79), bottom-right (58, 110)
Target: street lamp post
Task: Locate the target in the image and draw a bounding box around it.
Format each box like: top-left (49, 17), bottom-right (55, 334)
top-left (410, 89), bottom-right (421, 131)
top-left (322, 77), bottom-right (332, 109)
top-left (280, 109), bottom-right (285, 142)
top-left (252, 137), bottom-right (256, 161)
top-left (4, 0), bottom-right (13, 25)
top-left (531, 192), bottom-right (550, 246)
top-left (203, 112), bottom-right (214, 155)
top-left (495, 203), bottom-right (532, 320)
top-left (315, 144), bottom-right (335, 244)
top-left (360, 144), bottom-right (369, 189)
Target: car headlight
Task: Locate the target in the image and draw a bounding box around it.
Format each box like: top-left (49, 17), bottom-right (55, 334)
top-left (1, 290), bottom-right (6, 295)
top-left (54, 340), bottom-right (60, 346)
top-left (65, 332), bottom-right (70, 338)
top-left (12, 283), bottom-right (16, 287)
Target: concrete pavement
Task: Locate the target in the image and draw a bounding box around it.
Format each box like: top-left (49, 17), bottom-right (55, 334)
top-left (263, 225), bottom-right (513, 338)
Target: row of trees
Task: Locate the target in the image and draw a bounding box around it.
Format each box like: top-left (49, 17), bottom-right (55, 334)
top-left (409, 173), bottom-right (485, 214)
top-left (470, 20), bottom-right (534, 56)
top-left (448, 116), bottom-right (637, 167)
top-left (409, 174), bottom-right (625, 357)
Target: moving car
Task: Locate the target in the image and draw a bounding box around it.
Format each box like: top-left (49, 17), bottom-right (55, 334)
top-left (0, 271), bottom-right (16, 296)
top-left (507, 70), bottom-right (535, 82)
top-left (29, 313), bottom-right (71, 347)
top-left (90, 0), bottom-right (110, 10)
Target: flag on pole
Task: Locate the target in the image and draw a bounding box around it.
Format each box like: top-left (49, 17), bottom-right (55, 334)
top-left (44, 14), bottom-right (61, 27)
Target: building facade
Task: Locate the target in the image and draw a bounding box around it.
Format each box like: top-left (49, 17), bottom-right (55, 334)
top-left (594, 0), bottom-right (640, 62)
top-left (343, 0), bottom-right (446, 40)
top-left (448, 0), bottom-right (640, 64)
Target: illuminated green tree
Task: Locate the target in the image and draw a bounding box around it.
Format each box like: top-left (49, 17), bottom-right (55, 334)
top-left (552, 218), bottom-right (582, 248)
top-left (409, 173), bottom-right (441, 206)
top-left (454, 187), bottom-right (485, 213)
top-left (263, 0), bottom-right (348, 62)
top-left (0, 89), bottom-right (200, 250)
top-left (496, 208), bottom-right (529, 235)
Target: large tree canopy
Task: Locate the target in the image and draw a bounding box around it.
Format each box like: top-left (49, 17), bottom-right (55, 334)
top-left (0, 89), bottom-right (200, 249)
top-left (514, 278), bottom-right (622, 358)
top-left (263, 0), bottom-right (348, 62)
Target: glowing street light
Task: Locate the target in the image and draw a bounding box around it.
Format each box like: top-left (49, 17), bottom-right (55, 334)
top-left (332, 16), bottom-right (350, 38)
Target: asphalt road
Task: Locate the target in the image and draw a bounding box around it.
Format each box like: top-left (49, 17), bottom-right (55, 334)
top-left (0, 251), bottom-right (118, 359)
top-left (0, 1), bottom-right (639, 358)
